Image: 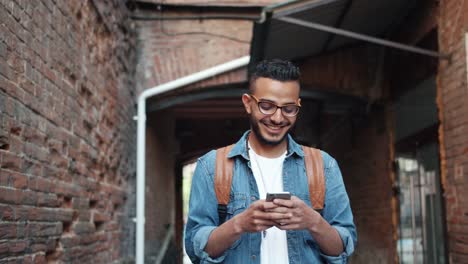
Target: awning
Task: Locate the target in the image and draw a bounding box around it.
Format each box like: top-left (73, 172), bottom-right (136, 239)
top-left (250, 0), bottom-right (447, 65)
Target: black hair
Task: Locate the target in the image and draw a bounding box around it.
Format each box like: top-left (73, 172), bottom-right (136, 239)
top-left (249, 59), bottom-right (300, 91)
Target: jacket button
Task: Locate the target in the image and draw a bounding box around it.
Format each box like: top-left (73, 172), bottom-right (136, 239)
top-left (251, 255), bottom-right (256, 260)
top-left (250, 196), bottom-right (256, 201)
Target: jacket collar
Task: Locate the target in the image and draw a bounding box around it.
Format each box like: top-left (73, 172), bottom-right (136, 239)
top-left (227, 130), bottom-right (304, 160)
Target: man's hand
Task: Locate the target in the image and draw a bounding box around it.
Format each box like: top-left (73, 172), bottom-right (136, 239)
top-left (234, 200), bottom-right (291, 234)
top-left (268, 196), bottom-right (345, 256)
top-left (267, 196), bottom-right (321, 231)
top-left (205, 199), bottom-right (292, 258)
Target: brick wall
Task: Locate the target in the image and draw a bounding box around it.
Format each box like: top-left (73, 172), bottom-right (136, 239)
top-left (320, 110), bottom-right (396, 263)
top-left (300, 45), bottom-right (380, 98)
top-left (0, 0), bottom-right (136, 262)
top-left (134, 14), bottom-right (255, 261)
top-left (135, 18), bottom-right (252, 91)
top-left (438, 0), bottom-right (468, 263)
top-left (300, 45), bottom-right (396, 263)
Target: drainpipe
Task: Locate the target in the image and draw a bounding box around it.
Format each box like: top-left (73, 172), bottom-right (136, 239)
top-left (135, 55), bottom-right (250, 264)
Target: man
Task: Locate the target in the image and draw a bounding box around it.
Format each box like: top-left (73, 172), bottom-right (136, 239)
top-left (185, 59), bottom-right (356, 263)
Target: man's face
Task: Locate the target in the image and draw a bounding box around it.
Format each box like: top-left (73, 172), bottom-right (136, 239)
top-left (242, 77), bottom-right (301, 146)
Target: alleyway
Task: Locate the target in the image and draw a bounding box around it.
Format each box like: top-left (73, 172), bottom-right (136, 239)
top-left (1, 0), bottom-right (467, 263)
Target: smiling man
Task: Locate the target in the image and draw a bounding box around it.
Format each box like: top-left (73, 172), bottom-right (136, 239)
top-left (185, 59), bottom-right (357, 264)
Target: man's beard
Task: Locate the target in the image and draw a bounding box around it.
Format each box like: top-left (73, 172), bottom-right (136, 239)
top-left (250, 115), bottom-right (291, 146)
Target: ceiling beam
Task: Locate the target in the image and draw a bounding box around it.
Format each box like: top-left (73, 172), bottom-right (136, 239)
top-left (277, 16), bottom-right (450, 60)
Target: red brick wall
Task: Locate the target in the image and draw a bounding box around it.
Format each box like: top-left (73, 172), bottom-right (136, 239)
top-left (320, 111), bottom-right (396, 263)
top-left (300, 46), bottom-right (396, 263)
top-left (300, 45), bottom-right (379, 98)
top-left (135, 16), bottom-right (255, 261)
top-left (0, 0), bottom-right (136, 262)
top-left (135, 18), bottom-right (252, 90)
top-left (438, 0), bottom-right (468, 262)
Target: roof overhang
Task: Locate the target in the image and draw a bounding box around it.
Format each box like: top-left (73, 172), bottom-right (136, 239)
top-left (250, 0), bottom-right (447, 67)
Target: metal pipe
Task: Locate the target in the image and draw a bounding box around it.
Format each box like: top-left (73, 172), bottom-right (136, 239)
top-left (155, 223), bottom-right (175, 264)
top-left (131, 14), bottom-right (261, 21)
top-left (277, 16), bottom-right (451, 60)
top-left (135, 56), bottom-right (250, 264)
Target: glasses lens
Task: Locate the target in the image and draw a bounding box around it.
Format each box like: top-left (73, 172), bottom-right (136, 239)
top-left (282, 105), bottom-right (300, 116)
top-left (258, 102), bottom-right (276, 115)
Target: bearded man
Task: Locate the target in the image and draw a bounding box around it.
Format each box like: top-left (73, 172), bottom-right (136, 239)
top-left (185, 59), bottom-right (357, 264)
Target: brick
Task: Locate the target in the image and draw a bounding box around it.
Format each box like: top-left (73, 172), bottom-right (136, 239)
top-left (28, 207), bottom-right (73, 222)
top-left (0, 241), bottom-right (8, 257)
top-left (37, 193), bottom-right (59, 207)
top-left (0, 204), bottom-right (14, 220)
top-left (0, 186), bottom-right (21, 204)
top-left (72, 221), bottom-right (94, 234)
top-left (10, 170), bottom-right (28, 189)
top-left (0, 223), bottom-right (16, 239)
top-left (60, 236), bottom-right (79, 249)
top-left (19, 189), bottom-right (38, 206)
top-left (54, 181), bottom-right (80, 197)
top-left (92, 211), bottom-right (110, 223)
top-left (0, 151), bottom-right (22, 171)
top-left (21, 159), bottom-right (42, 176)
top-left (9, 240), bottom-right (27, 253)
top-left (28, 222), bottom-right (62, 237)
top-left (33, 254), bottom-right (46, 263)
top-left (23, 142), bottom-right (48, 163)
top-left (28, 176), bottom-right (51, 192)
top-left (23, 125), bottom-right (46, 145)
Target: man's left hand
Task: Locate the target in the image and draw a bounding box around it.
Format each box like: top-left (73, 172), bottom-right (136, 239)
top-left (268, 196), bottom-right (321, 231)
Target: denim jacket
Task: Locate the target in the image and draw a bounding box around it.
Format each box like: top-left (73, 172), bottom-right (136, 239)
top-left (185, 131), bottom-right (357, 263)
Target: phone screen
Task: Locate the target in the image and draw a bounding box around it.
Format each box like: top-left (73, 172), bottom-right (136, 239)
top-left (266, 192), bottom-right (291, 201)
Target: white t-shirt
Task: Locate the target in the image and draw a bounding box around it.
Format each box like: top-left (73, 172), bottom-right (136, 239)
top-left (249, 145), bottom-right (289, 264)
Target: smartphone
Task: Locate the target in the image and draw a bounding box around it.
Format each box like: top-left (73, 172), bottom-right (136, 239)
top-left (266, 192), bottom-right (291, 202)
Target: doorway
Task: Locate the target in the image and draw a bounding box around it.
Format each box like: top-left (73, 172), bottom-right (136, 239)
top-left (394, 77), bottom-right (447, 263)
top-left (396, 142), bottom-right (446, 264)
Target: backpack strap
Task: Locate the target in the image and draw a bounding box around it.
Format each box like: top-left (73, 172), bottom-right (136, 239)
top-left (302, 146), bottom-right (325, 212)
top-left (214, 144), bottom-right (234, 224)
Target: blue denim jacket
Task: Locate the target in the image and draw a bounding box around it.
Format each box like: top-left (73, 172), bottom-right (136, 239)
top-left (185, 131), bottom-right (357, 263)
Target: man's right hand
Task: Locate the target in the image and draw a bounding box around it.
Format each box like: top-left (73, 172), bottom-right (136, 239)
top-left (205, 199), bottom-right (291, 258)
top-left (234, 200), bottom-right (292, 234)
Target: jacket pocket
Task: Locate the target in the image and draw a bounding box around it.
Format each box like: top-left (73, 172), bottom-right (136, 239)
top-left (226, 192), bottom-right (247, 216)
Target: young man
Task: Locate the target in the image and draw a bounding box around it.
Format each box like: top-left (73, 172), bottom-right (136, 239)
top-left (185, 59), bottom-right (357, 263)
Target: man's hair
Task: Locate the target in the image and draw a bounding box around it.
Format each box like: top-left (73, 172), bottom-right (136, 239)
top-left (249, 59), bottom-right (300, 91)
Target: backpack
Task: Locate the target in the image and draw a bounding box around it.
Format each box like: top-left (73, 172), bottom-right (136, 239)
top-left (214, 145), bottom-right (325, 224)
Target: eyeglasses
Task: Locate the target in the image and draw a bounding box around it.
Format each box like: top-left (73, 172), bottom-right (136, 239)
top-left (249, 94), bottom-right (301, 117)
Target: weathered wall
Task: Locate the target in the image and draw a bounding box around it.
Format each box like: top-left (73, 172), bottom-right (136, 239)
top-left (438, 0), bottom-right (468, 263)
top-left (300, 44), bottom-right (381, 99)
top-left (134, 14), bottom-right (256, 260)
top-left (321, 110), bottom-right (396, 263)
top-left (300, 46), bottom-right (396, 263)
top-left (145, 111), bottom-right (178, 261)
top-left (0, 0), bottom-right (136, 262)
top-left (135, 18), bottom-right (252, 91)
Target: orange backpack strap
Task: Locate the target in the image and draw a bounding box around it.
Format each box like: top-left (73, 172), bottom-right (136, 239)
top-left (302, 146), bottom-right (325, 211)
top-left (214, 144), bottom-right (234, 224)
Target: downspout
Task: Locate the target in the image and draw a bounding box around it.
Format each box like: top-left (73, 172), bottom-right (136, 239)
top-left (135, 56), bottom-right (250, 264)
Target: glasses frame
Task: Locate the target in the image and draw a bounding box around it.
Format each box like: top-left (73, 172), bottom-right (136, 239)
top-left (249, 94), bottom-right (301, 117)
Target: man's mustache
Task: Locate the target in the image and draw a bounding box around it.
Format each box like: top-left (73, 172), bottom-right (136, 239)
top-left (261, 119), bottom-right (290, 127)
